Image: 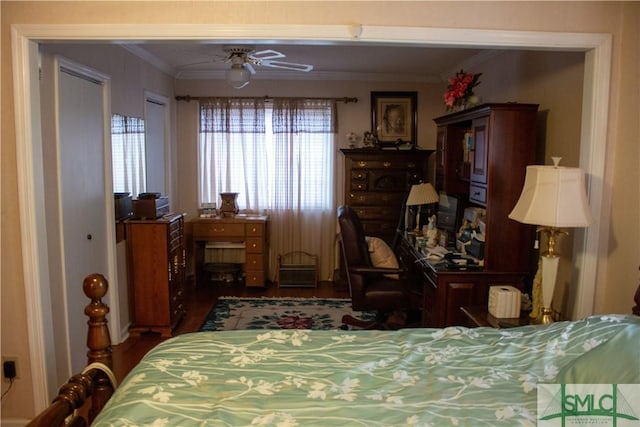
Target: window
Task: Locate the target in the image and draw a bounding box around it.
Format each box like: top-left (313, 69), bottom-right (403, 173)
top-left (198, 98), bottom-right (338, 281)
top-left (111, 114), bottom-right (146, 196)
top-left (198, 98), bottom-right (336, 212)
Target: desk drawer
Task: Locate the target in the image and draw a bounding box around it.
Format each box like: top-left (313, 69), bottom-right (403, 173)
top-left (246, 223), bottom-right (264, 236)
top-left (245, 253), bottom-right (264, 271)
top-left (246, 237), bottom-right (263, 253)
top-left (469, 184), bottom-right (487, 205)
top-left (193, 222), bottom-right (245, 238)
top-left (245, 270), bottom-right (265, 286)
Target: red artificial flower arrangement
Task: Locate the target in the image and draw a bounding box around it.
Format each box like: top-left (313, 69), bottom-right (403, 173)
top-left (444, 69), bottom-right (482, 111)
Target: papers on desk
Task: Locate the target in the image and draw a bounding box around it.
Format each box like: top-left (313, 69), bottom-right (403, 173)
top-left (416, 245), bottom-right (450, 261)
top-left (414, 245), bottom-right (484, 270)
top-left (426, 246), bottom-right (450, 259)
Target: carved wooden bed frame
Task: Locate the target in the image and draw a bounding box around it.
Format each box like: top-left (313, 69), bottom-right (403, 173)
top-left (27, 274), bottom-right (640, 426)
top-left (27, 274), bottom-right (114, 427)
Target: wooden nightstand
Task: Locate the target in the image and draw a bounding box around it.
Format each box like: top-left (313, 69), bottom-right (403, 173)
top-left (461, 306), bottom-right (532, 328)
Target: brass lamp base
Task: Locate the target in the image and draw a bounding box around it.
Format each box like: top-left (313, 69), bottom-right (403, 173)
top-left (534, 307), bottom-right (555, 325)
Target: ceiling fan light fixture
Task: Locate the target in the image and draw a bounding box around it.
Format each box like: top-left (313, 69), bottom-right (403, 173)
top-left (226, 64), bottom-right (251, 89)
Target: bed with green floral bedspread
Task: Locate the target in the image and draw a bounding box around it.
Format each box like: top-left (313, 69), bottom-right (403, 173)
top-left (93, 315), bottom-right (640, 426)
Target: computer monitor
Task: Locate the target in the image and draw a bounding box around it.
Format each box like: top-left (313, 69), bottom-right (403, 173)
top-left (436, 192), bottom-right (462, 248)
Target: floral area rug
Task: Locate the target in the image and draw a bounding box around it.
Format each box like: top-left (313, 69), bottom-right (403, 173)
top-left (198, 297), bottom-right (377, 331)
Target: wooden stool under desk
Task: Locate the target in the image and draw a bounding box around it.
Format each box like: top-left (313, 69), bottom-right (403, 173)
top-left (192, 215), bottom-right (269, 287)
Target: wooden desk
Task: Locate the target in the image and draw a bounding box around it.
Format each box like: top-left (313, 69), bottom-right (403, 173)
top-left (396, 232), bottom-right (527, 328)
top-left (461, 306), bottom-right (531, 328)
top-left (191, 215), bottom-right (268, 287)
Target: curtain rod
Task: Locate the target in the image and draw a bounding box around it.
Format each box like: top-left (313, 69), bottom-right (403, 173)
top-left (175, 95), bottom-right (358, 104)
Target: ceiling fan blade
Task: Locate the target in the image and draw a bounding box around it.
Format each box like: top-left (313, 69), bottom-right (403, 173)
top-left (213, 53), bottom-right (232, 63)
top-left (249, 49), bottom-right (286, 61)
top-left (180, 59), bottom-right (215, 68)
top-left (245, 63), bottom-right (256, 75)
top-left (260, 60), bottom-right (314, 72)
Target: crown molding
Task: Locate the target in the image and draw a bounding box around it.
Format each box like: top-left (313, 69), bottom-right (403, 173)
top-left (120, 43), bottom-right (176, 76)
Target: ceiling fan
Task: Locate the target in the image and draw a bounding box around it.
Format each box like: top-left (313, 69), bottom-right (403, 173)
top-left (215, 45), bottom-right (314, 88)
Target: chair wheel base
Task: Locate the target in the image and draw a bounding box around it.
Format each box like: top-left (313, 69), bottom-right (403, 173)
top-left (341, 312), bottom-right (408, 330)
top-left (341, 314), bottom-right (380, 330)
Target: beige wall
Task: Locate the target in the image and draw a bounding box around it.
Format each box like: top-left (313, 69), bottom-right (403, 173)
top-left (600, 2), bottom-right (640, 314)
top-left (2, 1), bottom-right (638, 422)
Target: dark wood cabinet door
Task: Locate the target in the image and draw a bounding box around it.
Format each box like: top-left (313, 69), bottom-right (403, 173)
top-left (435, 125), bottom-right (468, 194)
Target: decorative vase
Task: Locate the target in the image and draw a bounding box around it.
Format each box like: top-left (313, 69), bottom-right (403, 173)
top-left (219, 192), bottom-right (239, 217)
top-left (453, 102), bottom-right (466, 112)
top-left (467, 95), bottom-right (480, 107)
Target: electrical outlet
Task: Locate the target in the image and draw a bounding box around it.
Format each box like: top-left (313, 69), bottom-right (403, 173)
top-left (2, 356), bottom-right (19, 380)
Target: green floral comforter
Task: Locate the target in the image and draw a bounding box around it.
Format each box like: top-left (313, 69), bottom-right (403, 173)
top-left (93, 315), bottom-right (640, 426)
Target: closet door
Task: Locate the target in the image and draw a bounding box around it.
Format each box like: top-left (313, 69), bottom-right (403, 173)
top-left (57, 62), bottom-right (110, 375)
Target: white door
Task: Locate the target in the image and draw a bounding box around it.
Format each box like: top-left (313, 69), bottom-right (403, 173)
top-left (57, 63), bottom-right (110, 374)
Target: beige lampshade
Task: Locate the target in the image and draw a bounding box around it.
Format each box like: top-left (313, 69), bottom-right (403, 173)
top-left (406, 183), bottom-right (439, 206)
top-left (509, 163), bottom-right (593, 228)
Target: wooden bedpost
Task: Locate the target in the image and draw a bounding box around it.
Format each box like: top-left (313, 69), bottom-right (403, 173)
top-left (27, 274), bottom-right (114, 427)
top-left (83, 273), bottom-right (114, 422)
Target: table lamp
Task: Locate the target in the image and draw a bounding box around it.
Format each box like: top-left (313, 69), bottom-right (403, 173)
top-left (508, 157), bottom-right (593, 324)
top-left (406, 183), bottom-right (440, 234)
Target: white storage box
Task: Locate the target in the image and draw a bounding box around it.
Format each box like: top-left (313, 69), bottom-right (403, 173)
top-left (488, 285), bottom-right (521, 318)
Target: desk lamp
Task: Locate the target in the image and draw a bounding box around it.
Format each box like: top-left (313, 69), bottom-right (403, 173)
top-left (509, 158), bottom-right (593, 324)
top-left (406, 183), bottom-right (439, 234)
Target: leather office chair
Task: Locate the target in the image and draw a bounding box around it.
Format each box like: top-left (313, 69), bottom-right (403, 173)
top-left (337, 205), bottom-right (411, 329)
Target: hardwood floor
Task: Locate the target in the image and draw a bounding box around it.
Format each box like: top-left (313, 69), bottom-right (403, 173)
top-left (112, 278), bottom-right (349, 382)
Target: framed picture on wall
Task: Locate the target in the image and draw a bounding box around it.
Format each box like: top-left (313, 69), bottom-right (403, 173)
top-left (371, 91), bottom-right (417, 147)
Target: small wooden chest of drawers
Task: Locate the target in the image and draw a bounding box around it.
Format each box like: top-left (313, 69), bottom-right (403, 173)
top-left (126, 213), bottom-right (186, 337)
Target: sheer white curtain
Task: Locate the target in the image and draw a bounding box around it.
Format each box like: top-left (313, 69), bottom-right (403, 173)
top-left (199, 98), bottom-right (338, 280)
top-left (270, 98), bottom-right (337, 280)
top-left (199, 98), bottom-right (267, 209)
top-left (111, 114), bottom-right (146, 196)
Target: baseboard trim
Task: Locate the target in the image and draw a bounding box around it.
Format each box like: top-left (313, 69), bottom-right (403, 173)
top-left (119, 323), bottom-right (131, 343)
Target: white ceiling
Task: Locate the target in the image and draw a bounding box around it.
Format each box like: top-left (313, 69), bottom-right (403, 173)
top-left (124, 42), bottom-right (495, 83)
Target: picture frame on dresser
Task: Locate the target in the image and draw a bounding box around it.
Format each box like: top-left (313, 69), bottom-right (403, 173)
top-left (371, 91), bottom-right (417, 147)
